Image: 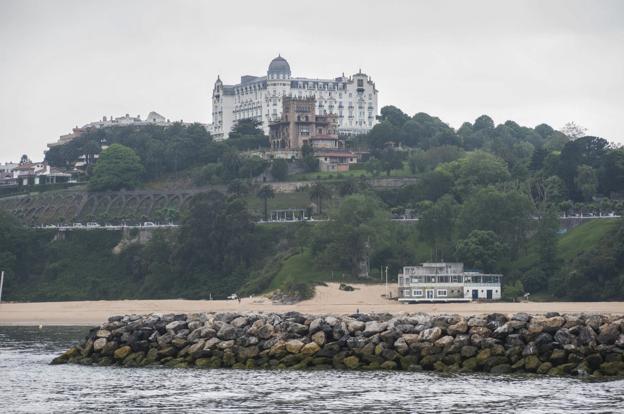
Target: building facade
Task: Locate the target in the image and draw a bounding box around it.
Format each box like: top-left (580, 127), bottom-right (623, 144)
top-left (210, 55), bottom-right (378, 140)
top-left (268, 97), bottom-right (358, 171)
top-left (397, 263), bottom-right (502, 303)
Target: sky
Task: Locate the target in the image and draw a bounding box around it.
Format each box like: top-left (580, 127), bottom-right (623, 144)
top-left (1, 0), bottom-right (623, 163)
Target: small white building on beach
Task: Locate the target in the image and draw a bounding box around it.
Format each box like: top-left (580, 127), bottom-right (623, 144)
top-left (397, 263), bottom-right (502, 303)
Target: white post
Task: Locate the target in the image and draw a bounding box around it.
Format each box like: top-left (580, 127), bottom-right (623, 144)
top-left (385, 266), bottom-right (388, 298)
top-left (0, 271), bottom-right (4, 303)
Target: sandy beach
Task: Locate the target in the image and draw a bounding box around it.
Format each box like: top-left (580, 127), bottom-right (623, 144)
top-left (1, 283), bottom-right (623, 326)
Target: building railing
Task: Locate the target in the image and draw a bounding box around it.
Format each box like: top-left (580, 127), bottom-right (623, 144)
top-left (398, 281), bottom-right (502, 288)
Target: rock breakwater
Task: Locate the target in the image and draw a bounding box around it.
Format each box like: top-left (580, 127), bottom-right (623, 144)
top-left (52, 311), bottom-right (624, 377)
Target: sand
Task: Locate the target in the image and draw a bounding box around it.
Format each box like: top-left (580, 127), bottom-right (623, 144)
top-left (1, 283), bottom-right (623, 326)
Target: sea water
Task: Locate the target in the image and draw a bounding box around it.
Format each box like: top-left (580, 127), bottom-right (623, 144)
top-left (0, 326), bottom-right (623, 413)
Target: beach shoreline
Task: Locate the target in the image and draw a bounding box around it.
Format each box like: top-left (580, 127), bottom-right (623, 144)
top-left (1, 283), bottom-right (623, 326)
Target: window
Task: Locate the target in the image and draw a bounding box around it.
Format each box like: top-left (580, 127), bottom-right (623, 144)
top-left (403, 289), bottom-right (410, 297)
top-left (437, 289), bottom-right (448, 297)
top-left (413, 289), bottom-right (423, 297)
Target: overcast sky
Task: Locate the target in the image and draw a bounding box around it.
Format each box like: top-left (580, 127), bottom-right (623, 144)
top-left (1, 0), bottom-right (623, 163)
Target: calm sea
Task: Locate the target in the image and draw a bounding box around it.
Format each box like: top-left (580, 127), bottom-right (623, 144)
top-left (0, 326), bottom-right (623, 413)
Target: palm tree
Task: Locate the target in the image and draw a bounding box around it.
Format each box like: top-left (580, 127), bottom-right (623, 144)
top-left (309, 182), bottom-right (331, 216)
top-left (257, 185), bottom-right (275, 221)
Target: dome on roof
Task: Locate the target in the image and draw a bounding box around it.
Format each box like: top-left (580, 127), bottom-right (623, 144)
top-left (268, 55), bottom-right (291, 77)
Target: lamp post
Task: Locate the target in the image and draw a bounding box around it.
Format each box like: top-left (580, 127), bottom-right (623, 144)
top-left (0, 271), bottom-right (4, 303)
top-left (385, 266), bottom-right (389, 298)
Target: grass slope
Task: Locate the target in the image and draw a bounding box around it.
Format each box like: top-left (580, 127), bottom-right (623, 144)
top-left (512, 218), bottom-right (620, 273)
top-left (268, 250), bottom-right (332, 290)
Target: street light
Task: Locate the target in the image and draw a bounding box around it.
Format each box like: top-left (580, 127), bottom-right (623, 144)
top-left (0, 271), bottom-right (4, 303)
top-left (385, 265), bottom-right (389, 298)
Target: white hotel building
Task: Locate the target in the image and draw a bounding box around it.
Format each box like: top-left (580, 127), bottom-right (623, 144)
top-left (210, 55), bottom-right (378, 140)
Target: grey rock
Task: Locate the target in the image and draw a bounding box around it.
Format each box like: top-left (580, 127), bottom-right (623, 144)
top-left (156, 333), bottom-right (173, 347)
top-left (420, 327), bottom-right (442, 342)
top-left (363, 321), bottom-right (387, 336)
top-left (554, 328), bottom-right (576, 346)
top-left (467, 317), bottom-right (487, 327)
top-left (522, 343), bottom-right (538, 357)
top-left (577, 326), bottom-right (597, 346)
top-left (217, 324), bottom-right (237, 341)
top-left (511, 313), bottom-right (530, 323)
top-left (309, 318), bottom-right (324, 334)
top-left (230, 317), bottom-right (249, 329)
top-left (598, 324), bottom-right (620, 345)
top-left (165, 321), bottom-right (187, 332)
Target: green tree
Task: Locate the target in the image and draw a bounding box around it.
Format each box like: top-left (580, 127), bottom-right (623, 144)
top-left (502, 280), bottom-right (525, 301)
top-left (227, 118), bottom-right (269, 150)
top-left (309, 182), bottom-right (331, 216)
top-left (458, 187), bottom-right (533, 253)
top-left (455, 230), bottom-right (507, 273)
top-left (379, 105), bottom-right (409, 127)
top-left (311, 194), bottom-right (389, 277)
top-left (271, 159), bottom-right (289, 181)
top-left (418, 195), bottom-right (458, 259)
top-left (600, 148), bottom-right (624, 196)
top-left (257, 185), bottom-right (275, 221)
top-left (558, 136), bottom-right (608, 200)
top-left (535, 208), bottom-right (561, 278)
top-left (365, 158), bottom-right (383, 177)
top-left (176, 191), bottom-right (258, 296)
top-left (376, 148), bottom-right (404, 176)
top-left (88, 144), bottom-right (144, 191)
top-left (473, 114), bottom-right (495, 131)
top-left (439, 151), bottom-right (510, 199)
top-left (367, 121), bottom-right (399, 149)
top-left (227, 179), bottom-right (250, 197)
top-left (574, 164), bottom-right (598, 201)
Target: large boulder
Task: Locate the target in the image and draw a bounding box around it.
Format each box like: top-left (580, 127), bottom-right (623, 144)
top-left (311, 331), bottom-right (326, 347)
top-left (541, 316), bottom-right (565, 332)
top-left (553, 328), bottom-right (576, 346)
top-left (187, 339), bottom-right (207, 358)
top-left (447, 320), bottom-right (468, 335)
top-left (597, 324), bottom-right (620, 345)
top-left (286, 340), bottom-right (305, 354)
top-left (96, 329), bottom-right (111, 339)
top-left (230, 317), bottom-right (249, 329)
top-left (577, 326), bottom-right (597, 345)
top-left (467, 317), bottom-right (487, 327)
top-left (165, 320), bottom-right (187, 333)
top-left (114, 345), bottom-right (132, 360)
top-left (363, 321), bottom-right (387, 336)
top-left (217, 325), bottom-right (237, 341)
top-left (301, 342), bottom-right (321, 356)
top-left (203, 337), bottom-right (221, 350)
top-left (347, 320), bottom-right (365, 333)
top-left (256, 324), bottom-right (275, 340)
top-left (419, 327), bottom-right (442, 342)
top-left (238, 345), bottom-right (260, 360)
top-left (434, 336), bottom-right (454, 348)
top-left (343, 356), bottom-right (360, 369)
top-left (93, 338), bottom-right (107, 352)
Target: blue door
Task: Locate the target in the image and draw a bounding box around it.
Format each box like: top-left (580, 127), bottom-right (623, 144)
top-left (472, 289), bottom-right (478, 300)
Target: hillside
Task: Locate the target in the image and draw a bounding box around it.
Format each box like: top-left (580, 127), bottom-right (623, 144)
top-left (512, 219), bottom-right (620, 272)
